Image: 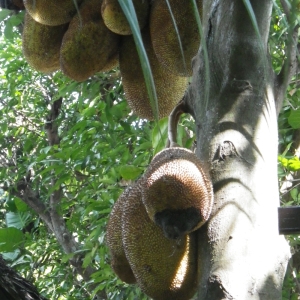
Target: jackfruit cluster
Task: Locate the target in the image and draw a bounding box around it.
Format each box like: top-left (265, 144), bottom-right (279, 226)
top-left (119, 29), bottom-right (188, 120)
top-left (20, 0), bottom-right (202, 120)
top-left (106, 146), bottom-right (213, 299)
top-left (107, 180), bottom-right (200, 300)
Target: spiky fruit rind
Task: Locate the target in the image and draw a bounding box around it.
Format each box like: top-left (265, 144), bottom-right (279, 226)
top-left (106, 188), bottom-right (136, 284)
top-left (23, 0), bottom-right (84, 26)
top-left (150, 0), bottom-right (202, 76)
top-left (122, 182), bottom-right (199, 300)
top-left (101, 0), bottom-right (149, 35)
top-left (141, 147), bottom-right (213, 237)
top-left (22, 12), bottom-right (68, 73)
top-left (60, 0), bottom-right (120, 82)
top-left (119, 29), bottom-right (188, 120)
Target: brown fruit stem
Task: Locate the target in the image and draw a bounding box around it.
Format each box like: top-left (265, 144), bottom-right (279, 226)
top-left (167, 94), bottom-right (189, 148)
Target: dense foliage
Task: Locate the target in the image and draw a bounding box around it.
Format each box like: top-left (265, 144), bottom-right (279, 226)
top-left (0, 1), bottom-right (299, 299)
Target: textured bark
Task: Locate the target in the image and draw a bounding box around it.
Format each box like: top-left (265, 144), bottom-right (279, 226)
top-left (0, 256), bottom-right (47, 300)
top-left (187, 1), bottom-right (290, 299)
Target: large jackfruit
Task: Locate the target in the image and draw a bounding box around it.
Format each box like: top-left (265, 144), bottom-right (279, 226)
top-left (22, 12), bottom-right (68, 73)
top-left (122, 182), bottom-right (199, 300)
top-left (23, 0), bottom-right (84, 26)
top-left (101, 0), bottom-right (149, 35)
top-left (150, 0), bottom-right (202, 76)
top-left (60, 0), bottom-right (120, 82)
top-left (106, 187), bottom-right (136, 284)
top-left (141, 147), bottom-right (213, 239)
top-left (119, 29), bottom-right (188, 120)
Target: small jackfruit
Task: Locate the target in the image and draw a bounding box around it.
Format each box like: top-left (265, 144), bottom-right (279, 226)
top-left (150, 0), bottom-right (202, 76)
top-left (22, 12), bottom-right (68, 73)
top-left (119, 28), bottom-right (188, 120)
top-left (122, 182), bottom-right (199, 300)
top-left (23, 0), bottom-right (84, 26)
top-left (141, 147), bottom-right (213, 239)
top-left (101, 0), bottom-right (149, 35)
top-left (60, 0), bottom-right (120, 82)
top-left (106, 188), bottom-right (136, 284)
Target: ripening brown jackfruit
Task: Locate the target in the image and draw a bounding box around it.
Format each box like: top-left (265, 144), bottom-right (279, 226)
top-left (122, 182), bottom-right (199, 300)
top-left (119, 28), bottom-right (188, 120)
top-left (60, 0), bottom-right (120, 82)
top-left (23, 0), bottom-right (84, 26)
top-left (150, 0), bottom-right (202, 76)
top-left (106, 188), bottom-right (136, 284)
top-left (141, 147), bottom-right (213, 239)
top-left (22, 12), bottom-right (68, 73)
top-left (101, 0), bottom-right (149, 35)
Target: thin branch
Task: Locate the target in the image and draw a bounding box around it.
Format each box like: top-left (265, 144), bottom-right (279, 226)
top-left (10, 184), bottom-right (54, 232)
top-left (167, 94), bottom-right (190, 147)
top-left (280, 0), bottom-right (291, 20)
top-left (275, 1), bottom-right (299, 114)
top-left (43, 98), bottom-right (107, 300)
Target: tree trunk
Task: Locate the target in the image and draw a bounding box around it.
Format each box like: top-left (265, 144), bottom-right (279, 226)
top-left (187, 0), bottom-right (290, 299)
top-left (0, 256), bottom-right (47, 300)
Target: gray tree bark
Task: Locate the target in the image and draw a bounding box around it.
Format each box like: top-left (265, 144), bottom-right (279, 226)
top-left (187, 0), bottom-right (291, 299)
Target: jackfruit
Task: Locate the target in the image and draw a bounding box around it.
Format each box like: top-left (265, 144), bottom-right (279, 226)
top-left (141, 147), bottom-right (213, 239)
top-left (119, 28), bottom-right (188, 120)
top-left (60, 0), bottom-right (120, 82)
top-left (150, 0), bottom-right (202, 76)
top-left (23, 0), bottom-right (84, 26)
top-left (106, 187), bottom-right (136, 284)
top-left (122, 182), bottom-right (199, 300)
top-left (101, 0), bottom-right (149, 35)
top-left (22, 12), bottom-right (68, 73)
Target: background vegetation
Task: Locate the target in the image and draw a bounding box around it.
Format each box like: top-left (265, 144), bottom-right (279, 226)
top-left (0, 1), bottom-right (299, 299)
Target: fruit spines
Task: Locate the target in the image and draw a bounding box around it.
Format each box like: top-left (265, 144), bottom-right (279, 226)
top-left (106, 187), bottom-right (136, 284)
top-left (122, 181), bottom-right (199, 300)
top-left (141, 147), bottom-right (213, 239)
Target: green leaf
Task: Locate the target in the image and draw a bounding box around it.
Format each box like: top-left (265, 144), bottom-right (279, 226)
top-left (14, 197), bottom-right (29, 212)
top-left (6, 211), bottom-right (31, 229)
top-left (278, 156), bottom-right (288, 167)
top-left (152, 117), bottom-right (168, 154)
top-left (0, 9), bottom-right (11, 21)
top-left (4, 22), bottom-right (14, 39)
top-left (82, 252), bottom-right (93, 268)
top-left (118, 0), bottom-right (159, 120)
top-left (82, 106), bottom-right (96, 117)
top-left (287, 157), bottom-right (300, 171)
top-left (7, 12), bottom-right (24, 26)
top-left (61, 253), bottom-right (75, 263)
top-left (120, 120), bottom-right (131, 134)
top-left (119, 165), bottom-right (143, 180)
top-left (290, 188), bottom-right (299, 202)
top-left (0, 227), bottom-right (24, 252)
top-left (288, 109), bottom-right (300, 129)
top-left (133, 141), bottom-right (152, 153)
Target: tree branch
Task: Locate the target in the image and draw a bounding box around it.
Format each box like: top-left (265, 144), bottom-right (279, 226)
top-left (275, 2), bottom-right (299, 114)
top-left (280, 0), bottom-right (291, 20)
top-left (43, 98), bottom-right (107, 299)
top-left (8, 183), bottom-right (54, 232)
top-left (0, 255), bottom-right (47, 300)
top-left (167, 94), bottom-right (190, 147)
